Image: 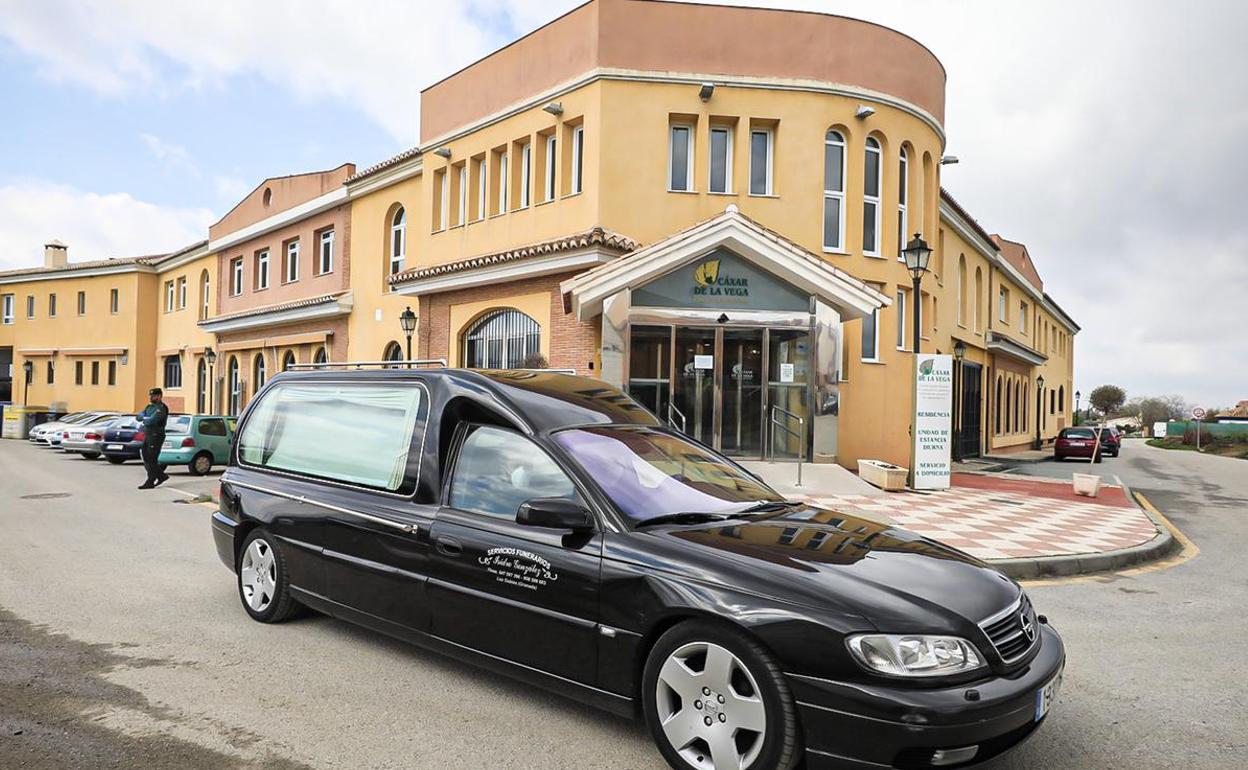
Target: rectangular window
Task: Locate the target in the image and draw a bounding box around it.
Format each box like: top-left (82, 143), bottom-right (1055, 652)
top-left (318, 229), bottom-right (334, 274)
top-left (823, 131), bottom-right (846, 251)
top-left (75, 360), bottom-right (83, 385)
top-left (230, 257), bottom-right (244, 296)
top-left (436, 168), bottom-right (449, 229)
top-left (107, 360), bottom-right (116, 386)
top-left (476, 158), bottom-right (487, 220)
top-left (863, 139), bottom-right (882, 256)
top-left (284, 240), bottom-right (299, 283)
top-left (76, 291), bottom-right (86, 316)
top-left (896, 150), bottom-right (908, 260)
top-left (202, 277), bottom-right (211, 319)
top-left (26, 295), bottom-right (35, 319)
top-left (1, 294), bottom-right (12, 324)
top-left (571, 125), bottom-right (584, 194)
top-left (163, 355), bottom-right (182, 389)
top-left (256, 249), bottom-right (271, 290)
top-left (1019, 301), bottom-right (1028, 333)
top-left (861, 308), bottom-right (880, 362)
top-left (999, 286), bottom-right (1008, 322)
top-left (497, 152), bottom-right (509, 215)
top-left (709, 126), bottom-right (732, 194)
top-left (177, 277), bottom-right (187, 309)
top-left (109, 288), bottom-right (119, 314)
top-left (519, 142), bottom-right (532, 208)
top-left (49, 293), bottom-right (57, 317)
top-left (457, 164), bottom-right (468, 224)
top-left (895, 290), bottom-right (907, 350)
top-left (669, 124), bottom-right (693, 192)
top-left (543, 134), bottom-right (557, 202)
top-left (749, 129), bottom-right (773, 195)
top-left (165, 281), bottom-right (175, 312)
top-left (238, 382), bottom-right (426, 493)
top-left (91, 361), bottom-right (100, 386)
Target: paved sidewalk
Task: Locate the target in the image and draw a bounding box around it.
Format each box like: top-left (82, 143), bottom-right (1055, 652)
top-left (794, 472), bottom-right (1162, 563)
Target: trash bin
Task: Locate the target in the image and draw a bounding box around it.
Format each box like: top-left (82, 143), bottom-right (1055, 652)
top-left (1, 405), bottom-right (50, 440)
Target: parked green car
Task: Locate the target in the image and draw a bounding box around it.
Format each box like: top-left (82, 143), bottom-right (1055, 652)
top-left (157, 415), bottom-right (238, 476)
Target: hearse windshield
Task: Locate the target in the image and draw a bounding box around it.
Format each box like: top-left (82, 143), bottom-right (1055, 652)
top-left (554, 426), bottom-right (781, 523)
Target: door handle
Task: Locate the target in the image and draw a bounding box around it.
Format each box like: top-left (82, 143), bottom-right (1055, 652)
top-left (435, 535), bottom-right (463, 557)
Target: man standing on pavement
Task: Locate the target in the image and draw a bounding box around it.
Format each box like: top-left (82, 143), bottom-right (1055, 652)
top-left (137, 387), bottom-right (170, 490)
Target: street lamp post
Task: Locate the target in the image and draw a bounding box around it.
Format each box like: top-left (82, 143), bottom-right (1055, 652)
top-left (22, 360), bottom-right (33, 406)
top-left (204, 347), bottom-right (217, 415)
top-left (902, 233), bottom-right (932, 488)
top-left (952, 339), bottom-right (966, 462)
top-left (1074, 389), bottom-right (1081, 426)
top-left (399, 306), bottom-right (418, 369)
top-left (1033, 374), bottom-right (1046, 450)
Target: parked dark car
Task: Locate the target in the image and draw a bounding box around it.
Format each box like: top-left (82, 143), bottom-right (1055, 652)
top-left (213, 369), bottom-right (1064, 770)
top-left (1093, 426), bottom-right (1122, 457)
top-left (100, 417), bottom-right (145, 464)
top-left (1053, 427), bottom-right (1105, 462)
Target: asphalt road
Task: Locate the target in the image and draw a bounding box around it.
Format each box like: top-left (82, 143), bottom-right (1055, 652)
top-left (1, 440), bottom-right (1245, 769)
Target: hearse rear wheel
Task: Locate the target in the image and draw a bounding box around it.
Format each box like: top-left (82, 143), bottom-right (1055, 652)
top-left (643, 620), bottom-right (800, 770)
top-left (237, 529), bottom-right (299, 623)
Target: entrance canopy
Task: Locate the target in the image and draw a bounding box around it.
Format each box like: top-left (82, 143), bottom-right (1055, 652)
top-left (561, 206), bottom-right (890, 321)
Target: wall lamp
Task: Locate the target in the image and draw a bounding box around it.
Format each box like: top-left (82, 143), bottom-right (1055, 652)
top-left (698, 82), bottom-right (715, 101)
top-left (855, 105), bottom-right (875, 119)
top-left (433, 147), bottom-right (452, 159)
top-left (940, 155), bottom-right (960, 165)
top-left (542, 101), bottom-right (563, 116)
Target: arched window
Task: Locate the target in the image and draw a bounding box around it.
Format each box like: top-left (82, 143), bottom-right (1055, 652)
top-left (863, 136), bottom-right (882, 255)
top-left (253, 353), bottom-right (267, 393)
top-left (1023, 378), bottom-right (1029, 431)
top-left (994, 375), bottom-right (1003, 434)
top-left (822, 130), bottom-right (846, 251)
top-left (1050, 388), bottom-right (1056, 414)
top-left (973, 267), bottom-right (984, 332)
top-left (389, 206), bottom-right (406, 275)
top-left (957, 255), bottom-right (968, 326)
top-left (896, 145), bottom-right (908, 260)
top-left (198, 269), bottom-right (211, 321)
top-left (383, 341), bottom-right (403, 368)
top-left (228, 356), bottom-right (242, 415)
top-left (463, 309), bottom-right (540, 369)
top-left (313, 346), bottom-right (328, 367)
top-left (282, 350), bottom-right (296, 371)
top-left (1004, 378), bottom-right (1013, 434)
top-left (1014, 381), bottom-right (1022, 433)
top-left (196, 358), bottom-right (208, 413)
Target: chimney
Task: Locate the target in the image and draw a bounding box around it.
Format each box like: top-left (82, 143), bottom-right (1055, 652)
top-left (44, 240), bottom-right (69, 268)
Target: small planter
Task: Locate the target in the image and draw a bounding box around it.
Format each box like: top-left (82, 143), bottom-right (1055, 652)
top-left (1072, 472), bottom-right (1101, 498)
top-left (858, 459), bottom-right (908, 491)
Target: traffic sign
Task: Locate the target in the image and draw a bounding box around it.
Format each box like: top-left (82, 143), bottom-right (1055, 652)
top-left (1192, 407), bottom-right (1206, 419)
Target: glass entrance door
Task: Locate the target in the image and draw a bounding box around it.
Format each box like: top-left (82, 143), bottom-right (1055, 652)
top-left (767, 328), bottom-right (810, 459)
top-left (721, 328), bottom-right (764, 456)
top-left (673, 328), bottom-right (716, 444)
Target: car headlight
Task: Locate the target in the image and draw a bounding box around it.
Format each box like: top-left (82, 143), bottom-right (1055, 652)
top-left (847, 634), bottom-right (985, 677)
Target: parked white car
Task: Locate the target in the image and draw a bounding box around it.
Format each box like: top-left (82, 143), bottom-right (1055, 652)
top-left (28, 412), bottom-right (95, 445)
top-left (60, 414), bottom-right (128, 459)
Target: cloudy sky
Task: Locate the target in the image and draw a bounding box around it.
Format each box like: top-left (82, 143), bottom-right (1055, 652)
top-left (0, 0), bottom-right (1244, 407)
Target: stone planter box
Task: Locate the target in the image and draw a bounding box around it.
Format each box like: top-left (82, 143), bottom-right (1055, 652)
top-left (858, 459), bottom-right (908, 491)
top-left (1072, 472), bottom-right (1101, 498)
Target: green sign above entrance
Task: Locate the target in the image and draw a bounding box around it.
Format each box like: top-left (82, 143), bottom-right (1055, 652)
top-left (632, 248), bottom-right (810, 312)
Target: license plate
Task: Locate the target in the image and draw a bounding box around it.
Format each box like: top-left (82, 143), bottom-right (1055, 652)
top-left (1068, 441), bottom-right (1087, 446)
top-left (162, 440), bottom-right (172, 449)
top-left (106, 444), bottom-right (123, 451)
top-left (1035, 670), bottom-right (1062, 721)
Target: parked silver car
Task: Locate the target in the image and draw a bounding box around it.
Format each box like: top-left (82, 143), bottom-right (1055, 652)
top-left (61, 415), bottom-right (130, 459)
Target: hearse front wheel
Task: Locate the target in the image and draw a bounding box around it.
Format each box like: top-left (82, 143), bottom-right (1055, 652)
top-left (643, 620), bottom-right (800, 770)
top-left (237, 530), bottom-right (299, 623)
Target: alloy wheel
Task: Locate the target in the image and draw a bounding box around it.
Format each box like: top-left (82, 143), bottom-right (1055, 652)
top-left (239, 539), bottom-right (277, 613)
top-left (655, 641), bottom-right (767, 770)
top-left (193, 454), bottom-right (212, 474)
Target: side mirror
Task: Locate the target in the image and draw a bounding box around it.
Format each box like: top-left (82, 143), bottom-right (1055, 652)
top-left (517, 497), bottom-right (594, 532)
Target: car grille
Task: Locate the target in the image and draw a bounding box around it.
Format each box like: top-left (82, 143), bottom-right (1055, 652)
top-left (980, 594), bottom-right (1038, 663)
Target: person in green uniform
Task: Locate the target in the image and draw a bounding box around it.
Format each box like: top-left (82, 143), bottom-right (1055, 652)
top-left (137, 387), bottom-right (170, 489)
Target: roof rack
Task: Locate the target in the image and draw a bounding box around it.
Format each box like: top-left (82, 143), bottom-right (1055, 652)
top-left (287, 359), bottom-right (448, 370)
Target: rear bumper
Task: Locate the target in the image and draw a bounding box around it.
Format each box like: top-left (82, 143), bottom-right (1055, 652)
top-left (793, 624), bottom-right (1064, 769)
top-left (62, 440), bottom-right (103, 453)
top-left (211, 510), bottom-right (238, 572)
top-left (159, 448), bottom-right (196, 464)
top-left (101, 443), bottom-right (142, 458)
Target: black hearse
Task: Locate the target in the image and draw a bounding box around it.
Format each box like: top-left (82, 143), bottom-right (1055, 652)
top-left (212, 368), bottom-right (1063, 770)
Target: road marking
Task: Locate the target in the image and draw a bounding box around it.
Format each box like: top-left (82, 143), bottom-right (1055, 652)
top-left (1020, 492), bottom-right (1198, 587)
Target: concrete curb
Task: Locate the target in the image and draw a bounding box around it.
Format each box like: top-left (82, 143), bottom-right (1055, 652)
top-left (986, 482), bottom-right (1181, 579)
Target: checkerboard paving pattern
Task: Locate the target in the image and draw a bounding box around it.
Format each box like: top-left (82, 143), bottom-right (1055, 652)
top-left (793, 487), bottom-right (1161, 561)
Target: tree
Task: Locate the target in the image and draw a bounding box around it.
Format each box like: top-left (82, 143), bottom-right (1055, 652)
top-left (1088, 384), bottom-right (1126, 418)
top-left (1124, 395), bottom-right (1189, 426)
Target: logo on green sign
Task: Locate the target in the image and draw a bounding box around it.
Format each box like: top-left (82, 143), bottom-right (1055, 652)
top-left (692, 259), bottom-right (749, 298)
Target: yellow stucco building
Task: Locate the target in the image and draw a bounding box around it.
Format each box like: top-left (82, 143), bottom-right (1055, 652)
top-left (0, 0), bottom-right (1077, 470)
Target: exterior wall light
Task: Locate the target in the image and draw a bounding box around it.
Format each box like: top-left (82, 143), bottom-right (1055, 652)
top-left (855, 105), bottom-right (875, 119)
top-left (433, 147), bottom-right (452, 159)
top-left (698, 83), bottom-right (715, 101)
top-left (1034, 375), bottom-right (1046, 449)
top-left (542, 102), bottom-right (563, 116)
top-left (399, 306), bottom-right (418, 368)
top-left (940, 155), bottom-right (960, 165)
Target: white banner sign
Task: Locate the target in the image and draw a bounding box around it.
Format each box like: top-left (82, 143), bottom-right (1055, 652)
top-left (913, 354), bottom-right (953, 490)
top-left (1153, 421), bottom-right (1168, 438)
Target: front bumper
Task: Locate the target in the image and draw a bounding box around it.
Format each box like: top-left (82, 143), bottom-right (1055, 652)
top-left (792, 624), bottom-right (1065, 769)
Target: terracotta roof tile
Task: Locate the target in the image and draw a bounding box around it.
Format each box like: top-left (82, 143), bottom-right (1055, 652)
top-left (389, 227), bottom-right (638, 284)
top-left (990, 234), bottom-right (1044, 293)
top-left (940, 188), bottom-right (997, 248)
top-left (0, 254), bottom-right (168, 280)
top-left (345, 147), bottom-right (422, 184)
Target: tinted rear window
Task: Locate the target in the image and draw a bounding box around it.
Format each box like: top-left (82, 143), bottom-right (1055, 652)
top-left (1062, 428), bottom-right (1095, 439)
top-left (237, 382), bottom-right (426, 493)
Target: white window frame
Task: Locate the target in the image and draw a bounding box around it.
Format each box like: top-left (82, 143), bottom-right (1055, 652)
top-left (863, 137), bottom-right (882, 257)
top-left (1019, 301), bottom-right (1027, 333)
top-left (543, 133), bottom-right (557, 202)
top-left (230, 257), bottom-right (244, 296)
top-left (748, 128), bottom-right (773, 196)
top-left (476, 159), bottom-right (487, 220)
top-left (284, 240), bottom-right (299, 283)
top-left (177, 277), bottom-right (187, 309)
top-left (896, 147), bottom-right (908, 262)
top-left (457, 165), bottom-right (468, 225)
top-left (519, 143), bottom-right (532, 208)
top-left (318, 229), bottom-right (334, 274)
top-left (497, 153), bottom-right (509, 214)
top-left (895, 289), bottom-right (907, 350)
top-left (391, 207), bottom-right (407, 275)
top-left (823, 130), bottom-right (846, 252)
top-left (999, 286), bottom-right (1008, 323)
top-left (256, 249), bottom-right (270, 290)
top-left (861, 308), bottom-right (881, 363)
top-left (668, 124), bottom-right (694, 192)
top-left (1, 294), bottom-right (13, 325)
top-left (571, 125), bottom-right (584, 194)
top-left (165, 281), bottom-right (175, 312)
top-left (708, 125), bottom-right (733, 194)
top-left (201, 276), bottom-right (211, 318)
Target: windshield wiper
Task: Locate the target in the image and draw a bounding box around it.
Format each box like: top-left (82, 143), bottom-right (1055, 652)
top-left (635, 511), bottom-right (736, 528)
top-left (737, 500), bottom-right (802, 516)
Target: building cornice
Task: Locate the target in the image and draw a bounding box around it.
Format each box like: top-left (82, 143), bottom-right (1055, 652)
top-left (198, 291), bottom-right (353, 334)
top-left (986, 331), bottom-right (1048, 367)
top-left (152, 241), bottom-right (211, 274)
top-left (208, 187), bottom-right (348, 254)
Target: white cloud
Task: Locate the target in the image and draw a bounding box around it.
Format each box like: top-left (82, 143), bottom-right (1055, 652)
top-left (140, 133), bottom-right (197, 174)
top-left (0, 182), bottom-right (214, 270)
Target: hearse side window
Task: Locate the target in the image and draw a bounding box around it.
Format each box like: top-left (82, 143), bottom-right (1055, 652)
top-left (449, 425), bottom-right (578, 520)
top-left (238, 383), bottom-right (424, 493)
